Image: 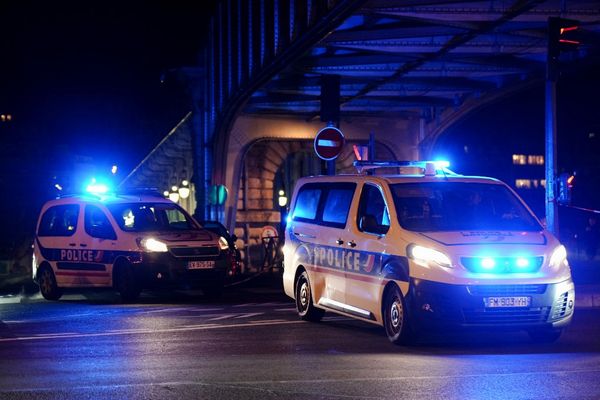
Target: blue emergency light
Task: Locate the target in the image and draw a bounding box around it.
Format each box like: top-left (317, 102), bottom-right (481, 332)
top-left (462, 256), bottom-right (542, 273)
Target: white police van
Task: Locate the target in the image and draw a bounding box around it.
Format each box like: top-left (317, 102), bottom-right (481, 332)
top-left (282, 161), bottom-right (574, 344)
top-left (33, 191), bottom-right (229, 301)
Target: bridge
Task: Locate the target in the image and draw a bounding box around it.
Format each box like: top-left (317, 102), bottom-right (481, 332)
top-left (122, 0), bottom-right (600, 269)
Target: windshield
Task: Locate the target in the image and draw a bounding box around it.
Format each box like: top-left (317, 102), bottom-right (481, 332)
top-left (107, 203), bottom-right (199, 232)
top-left (389, 182), bottom-right (542, 232)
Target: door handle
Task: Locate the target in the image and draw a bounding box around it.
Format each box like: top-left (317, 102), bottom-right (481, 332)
top-left (336, 239), bottom-right (344, 245)
top-left (347, 240), bottom-right (357, 248)
top-left (68, 243), bottom-right (76, 247)
top-left (80, 244), bottom-right (88, 247)
top-left (294, 232), bottom-right (316, 239)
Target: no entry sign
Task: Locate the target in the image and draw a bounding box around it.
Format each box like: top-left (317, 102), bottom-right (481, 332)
top-left (314, 126), bottom-right (345, 161)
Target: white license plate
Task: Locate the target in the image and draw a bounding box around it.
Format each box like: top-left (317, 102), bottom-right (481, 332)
top-left (187, 260), bottom-right (215, 270)
top-left (484, 296), bottom-right (531, 308)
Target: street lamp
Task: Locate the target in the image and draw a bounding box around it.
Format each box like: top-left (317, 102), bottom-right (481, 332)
top-left (179, 179), bottom-right (190, 199)
top-left (278, 189), bottom-right (287, 207)
top-left (169, 185), bottom-right (180, 203)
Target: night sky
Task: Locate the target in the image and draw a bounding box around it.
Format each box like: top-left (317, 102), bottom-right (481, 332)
top-left (0, 2), bottom-right (213, 250)
top-left (1, 2), bottom-right (211, 172)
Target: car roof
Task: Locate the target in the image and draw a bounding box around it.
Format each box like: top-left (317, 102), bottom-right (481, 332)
top-left (43, 193), bottom-right (175, 207)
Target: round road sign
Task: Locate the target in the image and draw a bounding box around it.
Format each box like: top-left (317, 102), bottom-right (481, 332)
top-left (314, 126), bottom-right (345, 161)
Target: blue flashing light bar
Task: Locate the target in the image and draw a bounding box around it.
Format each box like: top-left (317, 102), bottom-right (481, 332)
top-left (353, 160), bottom-right (455, 175)
top-left (86, 183), bottom-right (110, 194)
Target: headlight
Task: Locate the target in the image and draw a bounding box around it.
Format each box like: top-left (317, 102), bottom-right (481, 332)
top-left (549, 245), bottom-right (567, 268)
top-left (139, 237), bottom-right (168, 252)
top-left (408, 244), bottom-right (452, 268)
top-left (219, 236), bottom-right (229, 251)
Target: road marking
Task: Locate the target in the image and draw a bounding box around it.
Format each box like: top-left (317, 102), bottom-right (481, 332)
top-left (232, 302), bottom-right (291, 308)
top-left (208, 312), bottom-right (264, 321)
top-left (141, 307), bottom-right (224, 314)
top-left (0, 319), bottom-right (306, 342)
top-left (234, 312), bottom-right (263, 319)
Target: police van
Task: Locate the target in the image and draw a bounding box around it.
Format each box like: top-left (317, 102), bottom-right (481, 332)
top-left (282, 161), bottom-right (574, 344)
top-left (33, 191), bottom-right (230, 301)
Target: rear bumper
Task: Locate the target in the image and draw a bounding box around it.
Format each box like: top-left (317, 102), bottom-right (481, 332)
top-left (133, 252), bottom-right (228, 289)
top-left (408, 278), bottom-right (575, 331)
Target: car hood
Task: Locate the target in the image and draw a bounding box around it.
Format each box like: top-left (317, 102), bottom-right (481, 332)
top-left (153, 230), bottom-right (216, 244)
top-left (419, 230), bottom-right (547, 246)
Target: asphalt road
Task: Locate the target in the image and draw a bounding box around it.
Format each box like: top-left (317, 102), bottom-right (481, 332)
top-left (1, 280), bottom-right (600, 400)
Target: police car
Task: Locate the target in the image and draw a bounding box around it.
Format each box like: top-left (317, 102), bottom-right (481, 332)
top-left (282, 161), bottom-right (574, 344)
top-left (33, 190), bottom-right (229, 301)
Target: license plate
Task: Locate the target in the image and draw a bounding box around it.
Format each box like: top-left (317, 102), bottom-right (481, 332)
top-left (484, 296), bottom-right (531, 308)
top-left (187, 260), bottom-right (215, 270)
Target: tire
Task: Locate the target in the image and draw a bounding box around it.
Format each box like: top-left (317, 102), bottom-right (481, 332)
top-left (382, 284), bottom-right (414, 345)
top-left (38, 266), bottom-right (62, 301)
top-left (295, 271), bottom-right (324, 322)
top-left (528, 328), bottom-right (562, 343)
top-left (115, 263), bottom-right (141, 302)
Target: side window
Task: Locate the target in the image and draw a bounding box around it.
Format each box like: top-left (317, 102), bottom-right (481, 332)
top-left (292, 186), bottom-right (322, 222)
top-left (357, 184), bottom-right (390, 235)
top-left (85, 205), bottom-right (117, 240)
top-left (322, 185), bottom-right (355, 227)
top-left (38, 205), bottom-right (80, 237)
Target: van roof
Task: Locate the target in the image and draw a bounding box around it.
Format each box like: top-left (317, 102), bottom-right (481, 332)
top-left (295, 173), bottom-right (502, 186)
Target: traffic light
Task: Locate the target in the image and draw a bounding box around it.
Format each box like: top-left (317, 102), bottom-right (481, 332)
top-left (547, 17), bottom-right (581, 80)
top-left (557, 172), bottom-right (574, 205)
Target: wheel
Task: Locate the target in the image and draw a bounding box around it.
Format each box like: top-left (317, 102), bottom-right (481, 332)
top-left (528, 328), bottom-right (562, 343)
top-left (382, 284), bottom-right (414, 345)
top-left (38, 266), bottom-right (62, 301)
top-left (114, 263), bottom-right (141, 302)
top-left (295, 271), bottom-right (324, 322)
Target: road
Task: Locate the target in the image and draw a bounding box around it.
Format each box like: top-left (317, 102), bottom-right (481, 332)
top-left (1, 279), bottom-right (600, 400)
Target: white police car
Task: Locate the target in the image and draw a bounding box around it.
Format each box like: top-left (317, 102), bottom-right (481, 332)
top-left (33, 190), bottom-right (229, 301)
top-left (282, 161), bottom-right (574, 344)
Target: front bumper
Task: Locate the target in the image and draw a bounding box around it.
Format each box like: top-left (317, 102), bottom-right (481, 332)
top-left (408, 278), bottom-right (575, 331)
top-left (132, 251), bottom-right (228, 290)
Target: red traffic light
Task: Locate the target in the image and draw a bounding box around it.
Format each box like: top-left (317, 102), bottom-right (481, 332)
top-left (559, 25), bottom-right (580, 45)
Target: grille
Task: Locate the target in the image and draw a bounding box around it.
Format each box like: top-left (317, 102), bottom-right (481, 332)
top-left (461, 256), bottom-right (544, 273)
top-left (463, 307), bottom-right (550, 325)
top-left (551, 292), bottom-right (570, 320)
top-left (467, 284), bottom-right (547, 296)
top-left (169, 246), bottom-right (219, 258)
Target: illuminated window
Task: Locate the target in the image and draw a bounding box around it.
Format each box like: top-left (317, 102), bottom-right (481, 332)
top-left (513, 154), bottom-right (544, 165)
top-left (516, 179), bottom-right (545, 189)
top-left (512, 154), bottom-right (526, 165)
top-left (527, 155), bottom-right (544, 165)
